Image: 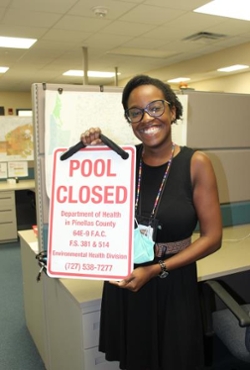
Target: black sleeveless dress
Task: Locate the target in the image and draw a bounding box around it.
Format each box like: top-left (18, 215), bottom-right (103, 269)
top-left (99, 146), bottom-right (204, 370)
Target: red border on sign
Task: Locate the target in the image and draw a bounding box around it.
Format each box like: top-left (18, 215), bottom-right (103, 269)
top-left (47, 146), bottom-right (135, 280)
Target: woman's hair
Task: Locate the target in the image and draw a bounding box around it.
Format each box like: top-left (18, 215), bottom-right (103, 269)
top-left (122, 74), bottom-right (183, 123)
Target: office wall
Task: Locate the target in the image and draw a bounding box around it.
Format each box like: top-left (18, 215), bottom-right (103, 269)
top-left (189, 70), bottom-right (250, 94)
top-left (2, 69), bottom-right (250, 108)
top-left (0, 92), bottom-right (32, 114)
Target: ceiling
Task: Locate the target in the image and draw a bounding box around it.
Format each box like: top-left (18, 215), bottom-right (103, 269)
top-left (1, 0), bottom-right (250, 92)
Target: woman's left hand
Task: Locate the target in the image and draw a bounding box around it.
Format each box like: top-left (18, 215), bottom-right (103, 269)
top-left (109, 264), bottom-right (158, 292)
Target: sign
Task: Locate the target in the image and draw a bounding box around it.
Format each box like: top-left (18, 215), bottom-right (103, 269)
top-left (8, 161), bottom-right (28, 177)
top-left (0, 162), bottom-right (7, 178)
top-left (47, 145), bottom-right (136, 280)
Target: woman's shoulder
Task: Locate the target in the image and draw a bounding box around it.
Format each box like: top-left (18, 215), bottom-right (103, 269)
top-left (180, 145), bottom-right (195, 153)
top-left (179, 146), bottom-right (212, 167)
top-left (176, 145), bottom-right (195, 160)
top-left (179, 146), bottom-right (211, 160)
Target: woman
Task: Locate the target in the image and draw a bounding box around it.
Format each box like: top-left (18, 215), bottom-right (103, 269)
top-left (81, 75), bottom-right (222, 370)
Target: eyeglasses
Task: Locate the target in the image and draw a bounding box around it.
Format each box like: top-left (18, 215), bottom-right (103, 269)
top-left (125, 99), bottom-right (170, 124)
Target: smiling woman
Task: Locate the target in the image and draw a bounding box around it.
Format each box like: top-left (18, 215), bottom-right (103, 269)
top-left (80, 74), bottom-right (222, 370)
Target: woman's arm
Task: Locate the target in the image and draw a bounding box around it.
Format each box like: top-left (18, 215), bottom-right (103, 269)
top-left (161, 150), bottom-right (222, 271)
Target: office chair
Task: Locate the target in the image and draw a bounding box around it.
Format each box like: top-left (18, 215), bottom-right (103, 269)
top-left (201, 280), bottom-right (250, 367)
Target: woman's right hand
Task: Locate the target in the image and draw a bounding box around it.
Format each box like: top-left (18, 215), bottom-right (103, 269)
top-left (80, 127), bottom-right (102, 146)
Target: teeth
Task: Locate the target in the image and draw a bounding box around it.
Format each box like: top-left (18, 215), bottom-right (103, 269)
top-left (142, 126), bottom-right (159, 134)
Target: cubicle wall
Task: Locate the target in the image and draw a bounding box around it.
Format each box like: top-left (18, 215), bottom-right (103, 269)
top-left (185, 90), bottom-right (250, 226)
top-left (32, 84), bottom-right (250, 252)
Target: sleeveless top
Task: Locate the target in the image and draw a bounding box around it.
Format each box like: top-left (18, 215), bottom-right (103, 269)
top-left (135, 144), bottom-right (197, 243)
top-left (99, 145), bottom-right (204, 370)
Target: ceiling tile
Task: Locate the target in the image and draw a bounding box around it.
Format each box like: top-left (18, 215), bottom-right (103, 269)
top-left (1, 0), bottom-right (250, 91)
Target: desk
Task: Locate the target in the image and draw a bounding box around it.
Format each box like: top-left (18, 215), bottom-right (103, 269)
top-left (19, 224), bottom-right (250, 370)
top-left (196, 224), bottom-right (250, 281)
top-left (0, 180), bottom-right (35, 243)
top-left (0, 179), bottom-right (35, 192)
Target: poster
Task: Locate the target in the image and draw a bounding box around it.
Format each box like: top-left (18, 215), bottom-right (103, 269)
top-left (0, 117), bottom-right (33, 161)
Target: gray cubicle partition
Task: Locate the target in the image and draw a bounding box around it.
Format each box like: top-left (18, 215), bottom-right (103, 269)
top-left (185, 90), bottom-right (250, 227)
top-left (184, 90), bottom-right (250, 205)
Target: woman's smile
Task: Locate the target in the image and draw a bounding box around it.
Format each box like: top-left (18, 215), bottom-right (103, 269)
top-left (139, 124), bottom-right (161, 136)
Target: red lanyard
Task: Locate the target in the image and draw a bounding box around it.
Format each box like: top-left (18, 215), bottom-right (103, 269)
top-left (135, 143), bottom-right (175, 218)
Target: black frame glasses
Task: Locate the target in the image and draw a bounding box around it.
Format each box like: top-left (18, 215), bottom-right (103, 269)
top-left (125, 99), bottom-right (170, 124)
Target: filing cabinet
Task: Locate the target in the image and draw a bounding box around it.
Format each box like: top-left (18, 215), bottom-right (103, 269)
top-left (0, 191), bottom-right (17, 242)
top-left (0, 180), bottom-right (35, 243)
top-left (84, 346), bottom-right (119, 370)
top-left (81, 304), bottom-right (119, 370)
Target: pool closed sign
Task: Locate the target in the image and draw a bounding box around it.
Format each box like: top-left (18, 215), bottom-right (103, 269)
top-left (47, 145), bottom-right (136, 280)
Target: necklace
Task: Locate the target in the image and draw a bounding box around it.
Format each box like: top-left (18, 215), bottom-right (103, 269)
top-left (135, 143), bottom-right (175, 218)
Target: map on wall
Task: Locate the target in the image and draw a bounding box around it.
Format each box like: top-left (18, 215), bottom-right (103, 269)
top-left (0, 116), bottom-right (34, 161)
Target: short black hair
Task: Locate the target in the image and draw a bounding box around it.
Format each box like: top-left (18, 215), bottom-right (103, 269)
top-left (122, 74), bottom-right (183, 123)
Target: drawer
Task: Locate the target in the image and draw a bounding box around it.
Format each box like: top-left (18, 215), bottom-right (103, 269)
top-left (0, 209), bottom-right (16, 223)
top-left (0, 191), bottom-right (14, 199)
top-left (84, 347), bottom-right (120, 370)
top-left (0, 223), bottom-right (17, 241)
top-left (82, 310), bottom-right (100, 349)
top-left (0, 191), bottom-right (15, 207)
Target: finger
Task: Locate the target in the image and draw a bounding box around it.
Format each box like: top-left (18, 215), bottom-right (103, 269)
top-left (80, 127), bottom-right (102, 145)
top-left (109, 280), bottom-right (120, 287)
top-left (109, 279), bottom-right (131, 289)
top-left (90, 127), bottom-right (101, 137)
top-left (118, 277), bottom-right (135, 288)
top-left (88, 127), bottom-right (101, 143)
top-left (109, 279), bottom-right (128, 287)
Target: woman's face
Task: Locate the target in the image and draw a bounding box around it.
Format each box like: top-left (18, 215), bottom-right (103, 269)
top-left (127, 84), bottom-right (176, 149)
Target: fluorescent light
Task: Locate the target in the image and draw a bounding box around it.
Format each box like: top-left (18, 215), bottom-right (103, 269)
top-left (63, 70), bottom-right (83, 77)
top-left (217, 64), bottom-right (249, 72)
top-left (194, 0), bottom-right (250, 21)
top-left (167, 77), bottom-right (190, 83)
top-left (0, 36), bottom-right (37, 49)
top-left (0, 66), bottom-right (9, 73)
top-left (63, 70), bottom-right (120, 78)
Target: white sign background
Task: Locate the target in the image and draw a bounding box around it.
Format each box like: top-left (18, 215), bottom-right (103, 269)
top-left (47, 145), bottom-right (136, 280)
